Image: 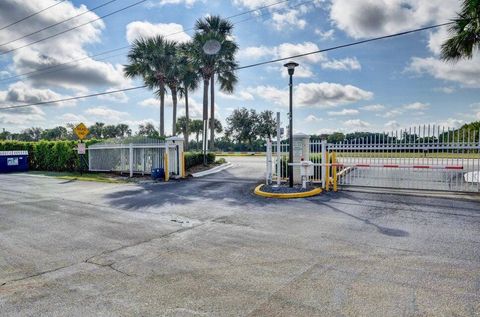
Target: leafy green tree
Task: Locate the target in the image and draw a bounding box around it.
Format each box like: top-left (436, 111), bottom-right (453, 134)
top-left (116, 124), bottom-right (132, 138)
top-left (125, 36), bottom-right (177, 136)
top-left (327, 132), bottom-right (345, 143)
top-left (17, 127), bottom-right (43, 141)
top-left (225, 108), bottom-right (258, 145)
top-left (256, 110), bottom-right (276, 139)
top-left (190, 119), bottom-right (204, 150)
top-left (192, 15), bottom-right (238, 150)
top-left (0, 128), bottom-right (11, 140)
top-left (441, 0), bottom-right (480, 61)
top-left (176, 116), bottom-right (192, 142)
top-left (137, 123), bottom-right (159, 138)
top-left (41, 126), bottom-right (68, 140)
top-left (89, 122), bottom-right (105, 139)
top-left (103, 125), bottom-right (119, 138)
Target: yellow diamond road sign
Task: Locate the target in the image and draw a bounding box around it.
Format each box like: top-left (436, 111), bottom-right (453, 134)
top-left (74, 123), bottom-right (89, 140)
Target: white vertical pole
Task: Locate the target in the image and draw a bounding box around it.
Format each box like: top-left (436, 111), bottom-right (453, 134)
top-left (276, 112), bottom-right (281, 186)
top-left (129, 143), bottom-right (133, 178)
top-left (266, 139), bottom-right (272, 185)
top-left (321, 139), bottom-right (327, 189)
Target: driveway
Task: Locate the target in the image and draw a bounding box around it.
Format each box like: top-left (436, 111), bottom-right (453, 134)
top-left (0, 157), bottom-right (479, 316)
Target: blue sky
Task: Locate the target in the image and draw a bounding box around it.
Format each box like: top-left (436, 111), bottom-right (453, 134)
top-left (0, 0), bottom-right (479, 135)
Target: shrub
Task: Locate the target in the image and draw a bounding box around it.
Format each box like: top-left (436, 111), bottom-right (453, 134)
top-left (0, 140), bottom-right (100, 172)
top-left (184, 152), bottom-right (215, 169)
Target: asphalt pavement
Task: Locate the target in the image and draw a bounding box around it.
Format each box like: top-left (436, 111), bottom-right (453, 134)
top-left (0, 156), bottom-right (479, 316)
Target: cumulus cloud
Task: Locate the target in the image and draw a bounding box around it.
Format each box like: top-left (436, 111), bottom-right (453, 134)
top-left (315, 28), bottom-right (335, 41)
top-left (403, 102), bottom-right (429, 110)
top-left (97, 90), bottom-right (129, 103)
top-left (330, 0), bottom-right (458, 39)
top-left (321, 57), bottom-right (361, 71)
top-left (218, 91), bottom-right (255, 101)
top-left (84, 106), bottom-right (129, 122)
top-left (328, 109), bottom-right (359, 116)
top-left (0, 1), bottom-right (129, 92)
top-left (126, 21), bottom-right (191, 44)
top-left (248, 82), bottom-right (373, 108)
top-left (384, 120), bottom-right (400, 130)
top-left (344, 119), bottom-right (371, 130)
top-left (147, 0), bottom-right (201, 8)
top-left (361, 104), bottom-right (385, 111)
top-left (305, 114), bottom-right (322, 122)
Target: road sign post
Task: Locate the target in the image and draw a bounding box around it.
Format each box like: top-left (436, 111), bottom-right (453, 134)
top-left (73, 123), bottom-right (90, 175)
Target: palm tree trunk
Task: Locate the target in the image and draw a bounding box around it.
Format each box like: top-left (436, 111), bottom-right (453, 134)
top-left (209, 74), bottom-right (215, 150)
top-left (184, 87), bottom-right (189, 150)
top-left (202, 77), bottom-right (209, 160)
top-left (159, 84), bottom-right (165, 137)
top-left (171, 86), bottom-right (178, 136)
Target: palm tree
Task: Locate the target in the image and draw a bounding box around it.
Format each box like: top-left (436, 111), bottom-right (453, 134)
top-left (164, 41), bottom-right (181, 136)
top-left (176, 116), bottom-right (191, 141)
top-left (441, 0), bottom-right (480, 61)
top-left (192, 15), bottom-right (238, 151)
top-left (124, 36), bottom-right (177, 136)
top-left (178, 42), bottom-right (200, 148)
top-left (190, 119), bottom-right (204, 150)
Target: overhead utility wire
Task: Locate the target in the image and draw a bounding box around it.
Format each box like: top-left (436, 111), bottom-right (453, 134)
top-left (0, 0), bottom-right (67, 31)
top-left (0, 20), bottom-right (455, 111)
top-left (0, 0), bottom-right (119, 47)
top-left (0, 0), bottom-right (296, 82)
top-left (0, 0), bottom-right (150, 56)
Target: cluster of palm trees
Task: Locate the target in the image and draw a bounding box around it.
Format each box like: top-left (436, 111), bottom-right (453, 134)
top-left (124, 15), bottom-right (238, 150)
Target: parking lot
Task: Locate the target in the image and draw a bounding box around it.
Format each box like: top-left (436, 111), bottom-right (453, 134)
top-left (0, 156), bottom-right (479, 316)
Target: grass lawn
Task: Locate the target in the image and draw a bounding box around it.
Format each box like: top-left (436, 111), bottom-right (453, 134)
top-left (28, 171), bottom-right (126, 183)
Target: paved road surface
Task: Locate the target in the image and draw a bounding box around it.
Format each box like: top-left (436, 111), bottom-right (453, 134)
top-left (0, 157), bottom-right (479, 316)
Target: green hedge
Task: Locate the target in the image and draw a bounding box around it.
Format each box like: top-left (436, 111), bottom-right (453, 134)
top-left (0, 140), bottom-right (100, 172)
top-left (184, 152), bottom-right (215, 170)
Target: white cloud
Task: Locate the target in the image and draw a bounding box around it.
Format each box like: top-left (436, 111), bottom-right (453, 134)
top-left (403, 102), bottom-right (429, 110)
top-left (0, 1), bottom-right (129, 92)
top-left (271, 8), bottom-right (307, 30)
top-left (379, 109), bottom-right (403, 118)
top-left (147, 0), bottom-right (201, 8)
top-left (384, 120), bottom-right (400, 130)
top-left (437, 118), bottom-right (464, 128)
top-left (344, 119), bottom-right (371, 130)
top-left (85, 106), bottom-right (129, 122)
top-left (328, 109), bottom-right (359, 116)
top-left (139, 98), bottom-right (158, 108)
top-left (248, 82), bottom-right (373, 109)
top-left (330, 0), bottom-right (459, 39)
top-left (305, 114), bottom-right (322, 122)
top-left (97, 90), bottom-right (129, 103)
top-left (315, 28), bottom-right (335, 41)
top-left (434, 86), bottom-right (456, 94)
top-left (126, 21), bottom-right (191, 44)
top-left (321, 57), bottom-right (361, 71)
top-left (218, 91), bottom-right (254, 101)
top-left (361, 104), bottom-right (385, 111)
top-left (58, 113), bottom-right (87, 125)
top-left (238, 46), bottom-right (271, 60)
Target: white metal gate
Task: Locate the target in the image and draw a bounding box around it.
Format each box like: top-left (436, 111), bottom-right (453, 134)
top-left (88, 137), bottom-right (184, 178)
top-left (268, 126), bottom-right (480, 193)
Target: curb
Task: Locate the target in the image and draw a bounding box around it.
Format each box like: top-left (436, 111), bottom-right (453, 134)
top-left (191, 162), bottom-right (233, 178)
top-left (254, 184), bottom-right (322, 199)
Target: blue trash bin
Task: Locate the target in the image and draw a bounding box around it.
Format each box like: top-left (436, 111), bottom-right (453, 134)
top-left (151, 168), bottom-right (165, 180)
top-left (0, 151), bottom-right (29, 173)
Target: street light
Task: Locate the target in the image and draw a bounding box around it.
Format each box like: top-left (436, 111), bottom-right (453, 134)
top-left (284, 61), bottom-right (299, 187)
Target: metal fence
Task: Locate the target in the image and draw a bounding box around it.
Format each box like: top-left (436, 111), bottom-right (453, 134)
top-left (269, 126), bottom-right (480, 193)
top-left (88, 137), bottom-right (183, 177)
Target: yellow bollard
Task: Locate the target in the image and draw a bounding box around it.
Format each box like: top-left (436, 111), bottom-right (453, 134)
top-left (325, 151), bottom-right (330, 191)
top-left (332, 152), bottom-right (338, 192)
top-left (164, 152), bottom-right (169, 182)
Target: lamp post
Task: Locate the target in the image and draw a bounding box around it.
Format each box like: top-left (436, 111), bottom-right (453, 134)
top-left (284, 61), bottom-right (299, 188)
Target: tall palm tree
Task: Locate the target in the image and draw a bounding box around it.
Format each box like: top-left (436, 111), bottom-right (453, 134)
top-left (164, 41), bottom-right (181, 136)
top-left (124, 36), bottom-right (176, 136)
top-left (441, 0), bottom-right (480, 61)
top-left (178, 42), bottom-right (200, 148)
top-left (193, 15), bottom-right (238, 151)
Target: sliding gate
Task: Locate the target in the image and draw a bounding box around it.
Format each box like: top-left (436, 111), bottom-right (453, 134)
top-left (270, 126), bottom-right (480, 193)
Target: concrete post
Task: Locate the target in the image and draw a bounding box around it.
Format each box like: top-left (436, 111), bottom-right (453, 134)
top-left (266, 139), bottom-right (272, 185)
top-left (166, 136), bottom-right (184, 178)
top-left (292, 133), bottom-right (310, 184)
top-left (129, 143), bottom-right (133, 178)
top-left (321, 140), bottom-right (327, 189)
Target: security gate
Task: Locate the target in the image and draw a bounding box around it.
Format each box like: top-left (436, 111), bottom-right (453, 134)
top-left (88, 137), bottom-right (184, 179)
top-left (268, 126), bottom-right (480, 193)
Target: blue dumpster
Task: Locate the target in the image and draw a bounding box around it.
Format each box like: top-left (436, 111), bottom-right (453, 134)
top-left (151, 168), bottom-right (165, 180)
top-left (0, 151), bottom-right (29, 173)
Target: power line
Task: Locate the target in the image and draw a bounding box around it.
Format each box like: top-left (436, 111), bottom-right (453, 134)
top-left (236, 21), bottom-right (455, 70)
top-left (0, 0), bottom-right (119, 48)
top-left (0, 0), bottom-right (149, 56)
top-left (0, 20), bottom-right (454, 112)
top-left (0, 0), bottom-right (67, 31)
top-left (0, 0), bottom-right (297, 82)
